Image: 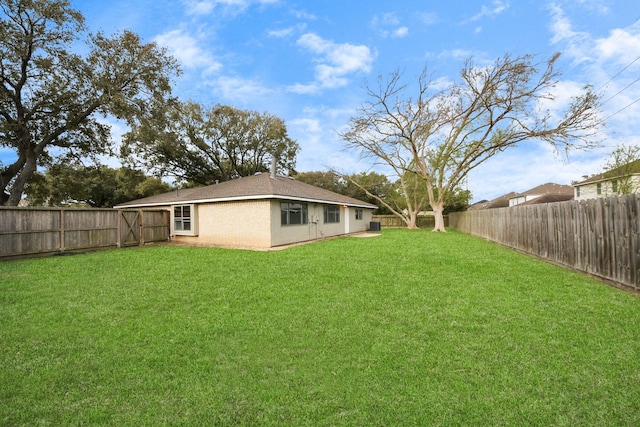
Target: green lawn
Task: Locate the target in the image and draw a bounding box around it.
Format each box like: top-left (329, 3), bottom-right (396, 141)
top-left (1, 228), bottom-right (639, 426)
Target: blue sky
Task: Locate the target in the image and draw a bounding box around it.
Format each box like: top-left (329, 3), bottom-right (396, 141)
top-left (6, 0), bottom-right (640, 201)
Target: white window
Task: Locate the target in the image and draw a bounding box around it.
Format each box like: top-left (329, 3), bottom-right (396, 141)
top-left (324, 205), bottom-right (340, 223)
top-left (281, 202), bottom-right (308, 225)
top-left (173, 205), bottom-right (198, 236)
top-left (355, 209), bottom-right (363, 220)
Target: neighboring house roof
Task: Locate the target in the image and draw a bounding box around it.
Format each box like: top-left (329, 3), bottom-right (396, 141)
top-left (468, 192), bottom-right (517, 210)
top-left (573, 159), bottom-right (640, 186)
top-left (114, 173), bottom-right (378, 209)
top-left (509, 183), bottom-right (574, 206)
top-left (470, 183), bottom-right (574, 210)
top-left (513, 182), bottom-right (574, 198)
top-left (519, 193), bottom-right (574, 205)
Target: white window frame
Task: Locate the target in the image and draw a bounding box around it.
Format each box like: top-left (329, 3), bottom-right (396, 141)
top-left (281, 202), bottom-right (308, 226)
top-left (355, 209), bottom-right (363, 220)
top-left (324, 205), bottom-right (340, 223)
top-left (172, 204), bottom-right (198, 236)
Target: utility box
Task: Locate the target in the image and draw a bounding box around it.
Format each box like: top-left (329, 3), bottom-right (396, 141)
top-left (369, 221), bottom-right (381, 232)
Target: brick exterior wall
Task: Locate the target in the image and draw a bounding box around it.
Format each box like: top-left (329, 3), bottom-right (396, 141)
top-left (171, 200), bottom-right (272, 249)
top-left (168, 200), bottom-right (376, 249)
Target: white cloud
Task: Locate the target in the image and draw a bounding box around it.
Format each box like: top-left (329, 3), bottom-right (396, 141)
top-left (575, 0), bottom-right (610, 14)
top-left (392, 27), bottom-right (409, 38)
top-left (295, 33), bottom-right (374, 90)
top-left (210, 76), bottom-right (275, 104)
top-left (374, 12), bottom-right (400, 27)
top-left (546, 4), bottom-right (640, 130)
top-left (291, 8), bottom-right (317, 20)
top-left (595, 27), bottom-right (640, 65)
top-left (468, 0), bottom-right (510, 22)
top-left (418, 12), bottom-right (438, 26)
top-left (371, 12), bottom-right (409, 38)
top-left (546, 4), bottom-right (593, 64)
top-left (536, 79), bottom-right (588, 122)
top-left (183, 0), bottom-right (278, 15)
top-left (467, 141), bottom-right (611, 202)
top-left (286, 83), bottom-right (320, 95)
top-left (154, 29), bottom-right (222, 74)
top-left (268, 23), bottom-right (306, 39)
top-left (184, 1), bottom-right (215, 15)
top-left (288, 115), bottom-right (373, 174)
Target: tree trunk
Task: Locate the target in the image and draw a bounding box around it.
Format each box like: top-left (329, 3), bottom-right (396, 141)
top-left (403, 209), bottom-right (419, 229)
top-left (431, 200), bottom-right (446, 232)
top-left (5, 153), bottom-right (37, 206)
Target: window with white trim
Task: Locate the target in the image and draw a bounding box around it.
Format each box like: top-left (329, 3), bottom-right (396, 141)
top-left (355, 209), bottom-right (363, 220)
top-left (324, 205), bottom-right (340, 223)
top-left (173, 205), bottom-right (197, 236)
top-left (281, 202), bottom-right (308, 225)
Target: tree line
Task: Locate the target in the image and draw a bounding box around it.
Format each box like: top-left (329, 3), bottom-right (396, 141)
top-left (2, 0), bottom-right (603, 231)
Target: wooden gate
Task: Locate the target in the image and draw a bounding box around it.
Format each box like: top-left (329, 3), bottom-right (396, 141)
top-left (119, 210), bottom-right (142, 247)
top-left (1, 208), bottom-right (169, 258)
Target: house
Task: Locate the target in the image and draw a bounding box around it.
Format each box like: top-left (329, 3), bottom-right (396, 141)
top-left (508, 183), bottom-right (574, 207)
top-left (572, 159), bottom-right (640, 201)
top-left (469, 183), bottom-right (573, 210)
top-left (114, 172), bottom-right (378, 249)
top-left (468, 192), bottom-right (517, 210)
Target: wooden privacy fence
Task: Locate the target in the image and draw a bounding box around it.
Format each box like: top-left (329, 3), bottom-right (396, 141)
top-left (372, 214), bottom-right (448, 228)
top-left (449, 194), bottom-right (640, 291)
top-left (0, 207), bottom-right (170, 258)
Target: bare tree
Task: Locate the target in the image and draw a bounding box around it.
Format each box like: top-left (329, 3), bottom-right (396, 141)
top-left (341, 53), bottom-right (601, 231)
top-left (341, 169), bottom-right (428, 229)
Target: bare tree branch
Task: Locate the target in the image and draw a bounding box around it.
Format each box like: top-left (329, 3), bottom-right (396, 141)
top-left (341, 53), bottom-right (602, 231)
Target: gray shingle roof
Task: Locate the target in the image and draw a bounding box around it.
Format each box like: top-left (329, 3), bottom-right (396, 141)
top-left (114, 173), bottom-right (378, 209)
top-left (468, 192), bottom-right (517, 210)
top-left (514, 182), bottom-right (574, 197)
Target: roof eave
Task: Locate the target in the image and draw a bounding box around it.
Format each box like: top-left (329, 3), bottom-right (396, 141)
top-left (573, 172), bottom-right (640, 187)
top-left (114, 194), bottom-right (377, 209)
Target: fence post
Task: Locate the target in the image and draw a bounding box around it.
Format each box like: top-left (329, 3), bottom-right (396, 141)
top-left (139, 208), bottom-right (145, 246)
top-left (59, 208), bottom-right (65, 252)
top-left (116, 210), bottom-right (122, 248)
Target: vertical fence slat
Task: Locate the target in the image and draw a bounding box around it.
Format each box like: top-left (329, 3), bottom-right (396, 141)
top-left (0, 207), bottom-right (169, 258)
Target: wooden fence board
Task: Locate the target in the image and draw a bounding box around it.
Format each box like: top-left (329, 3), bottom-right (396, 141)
top-left (449, 195), bottom-right (640, 291)
top-left (0, 208), bottom-right (169, 258)
top-left (371, 214), bottom-right (448, 229)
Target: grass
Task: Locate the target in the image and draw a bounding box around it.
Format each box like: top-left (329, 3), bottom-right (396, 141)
top-left (1, 228), bottom-right (639, 426)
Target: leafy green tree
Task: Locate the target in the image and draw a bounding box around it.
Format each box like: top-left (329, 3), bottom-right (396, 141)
top-left (25, 164), bottom-right (171, 207)
top-left (602, 144), bottom-right (640, 195)
top-left (0, 0), bottom-right (179, 206)
top-left (441, 187), bottom-right (472, 214)
top-left (343, 171), bottom-right (395, 215)
top-left (341, 53), bottom-right (601, 231)
top-left (294, 171), bottom-right (345, 194)
top-left (294, 170), bottom-right (395, 214)
top-left (122, 102), bottom-right (299, 186)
